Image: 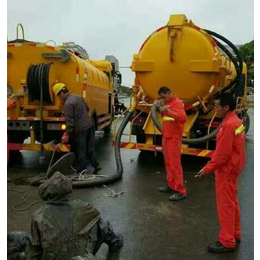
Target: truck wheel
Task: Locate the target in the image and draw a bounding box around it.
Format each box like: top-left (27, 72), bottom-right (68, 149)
top-left (243, 112), bottom-right (250, 134)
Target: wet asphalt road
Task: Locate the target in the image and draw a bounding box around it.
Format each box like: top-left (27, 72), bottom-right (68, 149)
top-left (7, 108), bottom-right (254, 260)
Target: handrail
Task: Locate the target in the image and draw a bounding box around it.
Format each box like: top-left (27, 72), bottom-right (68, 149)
top-left (16, 23), bottom-right (25, 40)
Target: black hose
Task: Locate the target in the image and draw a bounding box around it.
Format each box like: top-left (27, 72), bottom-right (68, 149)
top-left (27, 63), bottom-right (53, 103)
top-left (35, 110), bottom-right (133, 188)
top-left (39, 63), bottom-right (44, 154)
top-left (203, 29), bottom-right (244, 97)
top-left (27, 63), bottom-right (53, 153)
top-left (72, 110), bottom-right (134, 188)
top-left (213, 37), bottom-right (240, 74)
top-left (151, 105), bottom-right (219, 145)
top-left (204, 29), bottom-right (243, 74)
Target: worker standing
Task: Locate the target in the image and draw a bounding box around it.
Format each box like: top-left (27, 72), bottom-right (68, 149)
top-left (196, 93), bottom-right (246, 253)
top-left (53, 83), bottom-right (95, 174)
top-left (157, 86), bottom-right (187, 201)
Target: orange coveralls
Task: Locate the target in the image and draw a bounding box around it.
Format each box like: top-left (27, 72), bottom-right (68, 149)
top-left (203, 111), bottom-right (246, 248)
top-left (162, 96), bottom-right (187, 195)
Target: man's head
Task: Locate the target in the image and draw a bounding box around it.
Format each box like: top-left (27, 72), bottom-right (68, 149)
top-left (53, 83), bottom-right (69, 101)
top-left (39, 171), bottom-right (72, 203)
top-left (158, 86), bottom-right (173, 103)
top-left (214, 93), bottom-right (236, 118)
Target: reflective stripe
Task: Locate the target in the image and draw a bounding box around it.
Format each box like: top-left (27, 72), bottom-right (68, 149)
top-left (163, 116), bottom-right (175, 121)
top-left (235, 124), bottom-right (245, 135)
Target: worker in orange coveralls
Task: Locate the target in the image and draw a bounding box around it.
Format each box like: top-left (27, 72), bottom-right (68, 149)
top-left (196, 93), bottom-right (246, 253)
top-left (7, 98), bottom-right (17, 163)
top-left (157, 86), bottom-right (187, 201)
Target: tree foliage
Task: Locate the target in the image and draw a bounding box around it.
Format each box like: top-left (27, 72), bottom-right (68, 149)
top-left (239, 40), bottom-right (254, 87)
top-left (118, 85), bottom-right (132, 96)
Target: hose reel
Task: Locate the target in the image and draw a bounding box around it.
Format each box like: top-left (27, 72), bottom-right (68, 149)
top-left (27, 63), bottom-right (55, 103)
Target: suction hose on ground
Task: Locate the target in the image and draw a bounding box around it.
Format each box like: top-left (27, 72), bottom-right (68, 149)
top-left (35, 110), bottom-right (134, 188)
top-left (151, 104), bottom-right (219, 145)
top-left (72, 88), bottom-right (143, 188)
top-left (72, 110), bottom-right (134, 188)
top-left (26, 62), bottom-right (137, 188)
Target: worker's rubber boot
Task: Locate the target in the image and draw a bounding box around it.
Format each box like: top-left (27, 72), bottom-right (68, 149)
top-left (158, 186), bottom-right (177, 193)
top-left (169, 193), bottom-right (186, 201)
top-left (208, 241), bottom-right (235, 253)
top-left (98, 220), bottom-right (124, 252)
top-left (236, 238), bottom-right (241, 244)
top-left (94, 164), bottom-right (102, 174)
top-left (85, 166), bottom-right (95, 175)
top-left (107, 234), bottom-right (124, 252)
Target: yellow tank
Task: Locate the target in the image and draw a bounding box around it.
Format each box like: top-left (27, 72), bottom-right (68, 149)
top-left (123, 14), bottom-right (249, 157)
top-left (132, 14), bottom-right (237, 108)
top-left (7, 42), bottom-right (113, 117)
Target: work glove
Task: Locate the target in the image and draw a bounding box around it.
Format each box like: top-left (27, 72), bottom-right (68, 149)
top-left (61, 133), bottom-right (69, 144)
top-left (159, 105), bottom-right (169, 113)
top-left (154, 99), bottom-right (164, 108)
top-left (7, 99), bottom-right (17, 110)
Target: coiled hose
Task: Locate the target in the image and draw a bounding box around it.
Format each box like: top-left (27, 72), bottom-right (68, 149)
top-left (27, 63), bottom-right (54, 157)
top-left (27, 63), bottom-right (53, 103)
top-left (151, 105), bottom-right (219, 145)
top-left (34, 110), bottom-right (133, 188)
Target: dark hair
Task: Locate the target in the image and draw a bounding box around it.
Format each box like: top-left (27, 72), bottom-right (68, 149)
top-left (158, 86), bottom-right (171, 95)
top-left (215, 93), bottom-right (236, 111)
top-left (59, 87), bottom-right (69, 94)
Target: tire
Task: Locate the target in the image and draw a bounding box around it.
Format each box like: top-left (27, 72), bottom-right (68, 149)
top-left (243, 112), bottom-right (250, 134)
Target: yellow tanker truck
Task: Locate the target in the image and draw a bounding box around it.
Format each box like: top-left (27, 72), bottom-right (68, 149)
top-left (7, 25), bottom-right (119, 157)
top-left (115, 14), bottom-right (249, 157)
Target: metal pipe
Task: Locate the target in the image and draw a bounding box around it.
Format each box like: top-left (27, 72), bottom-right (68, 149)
top-left (16, 23), bottom-right (25, 40)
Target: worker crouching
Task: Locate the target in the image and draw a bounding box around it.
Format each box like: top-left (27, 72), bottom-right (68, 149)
top-left (27, 172), bottom-right (123, 259)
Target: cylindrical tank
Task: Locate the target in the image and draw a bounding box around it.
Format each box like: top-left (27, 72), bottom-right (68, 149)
top-left (7, 42), bottom-right (113, 117)
top-left (131, 14), bottom-right (235, 107)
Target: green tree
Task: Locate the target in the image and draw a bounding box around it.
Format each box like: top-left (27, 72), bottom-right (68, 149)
top-left (239, 40), bottom-right (254, 87)
top-left (119, 85), bottom-right (132, 96)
